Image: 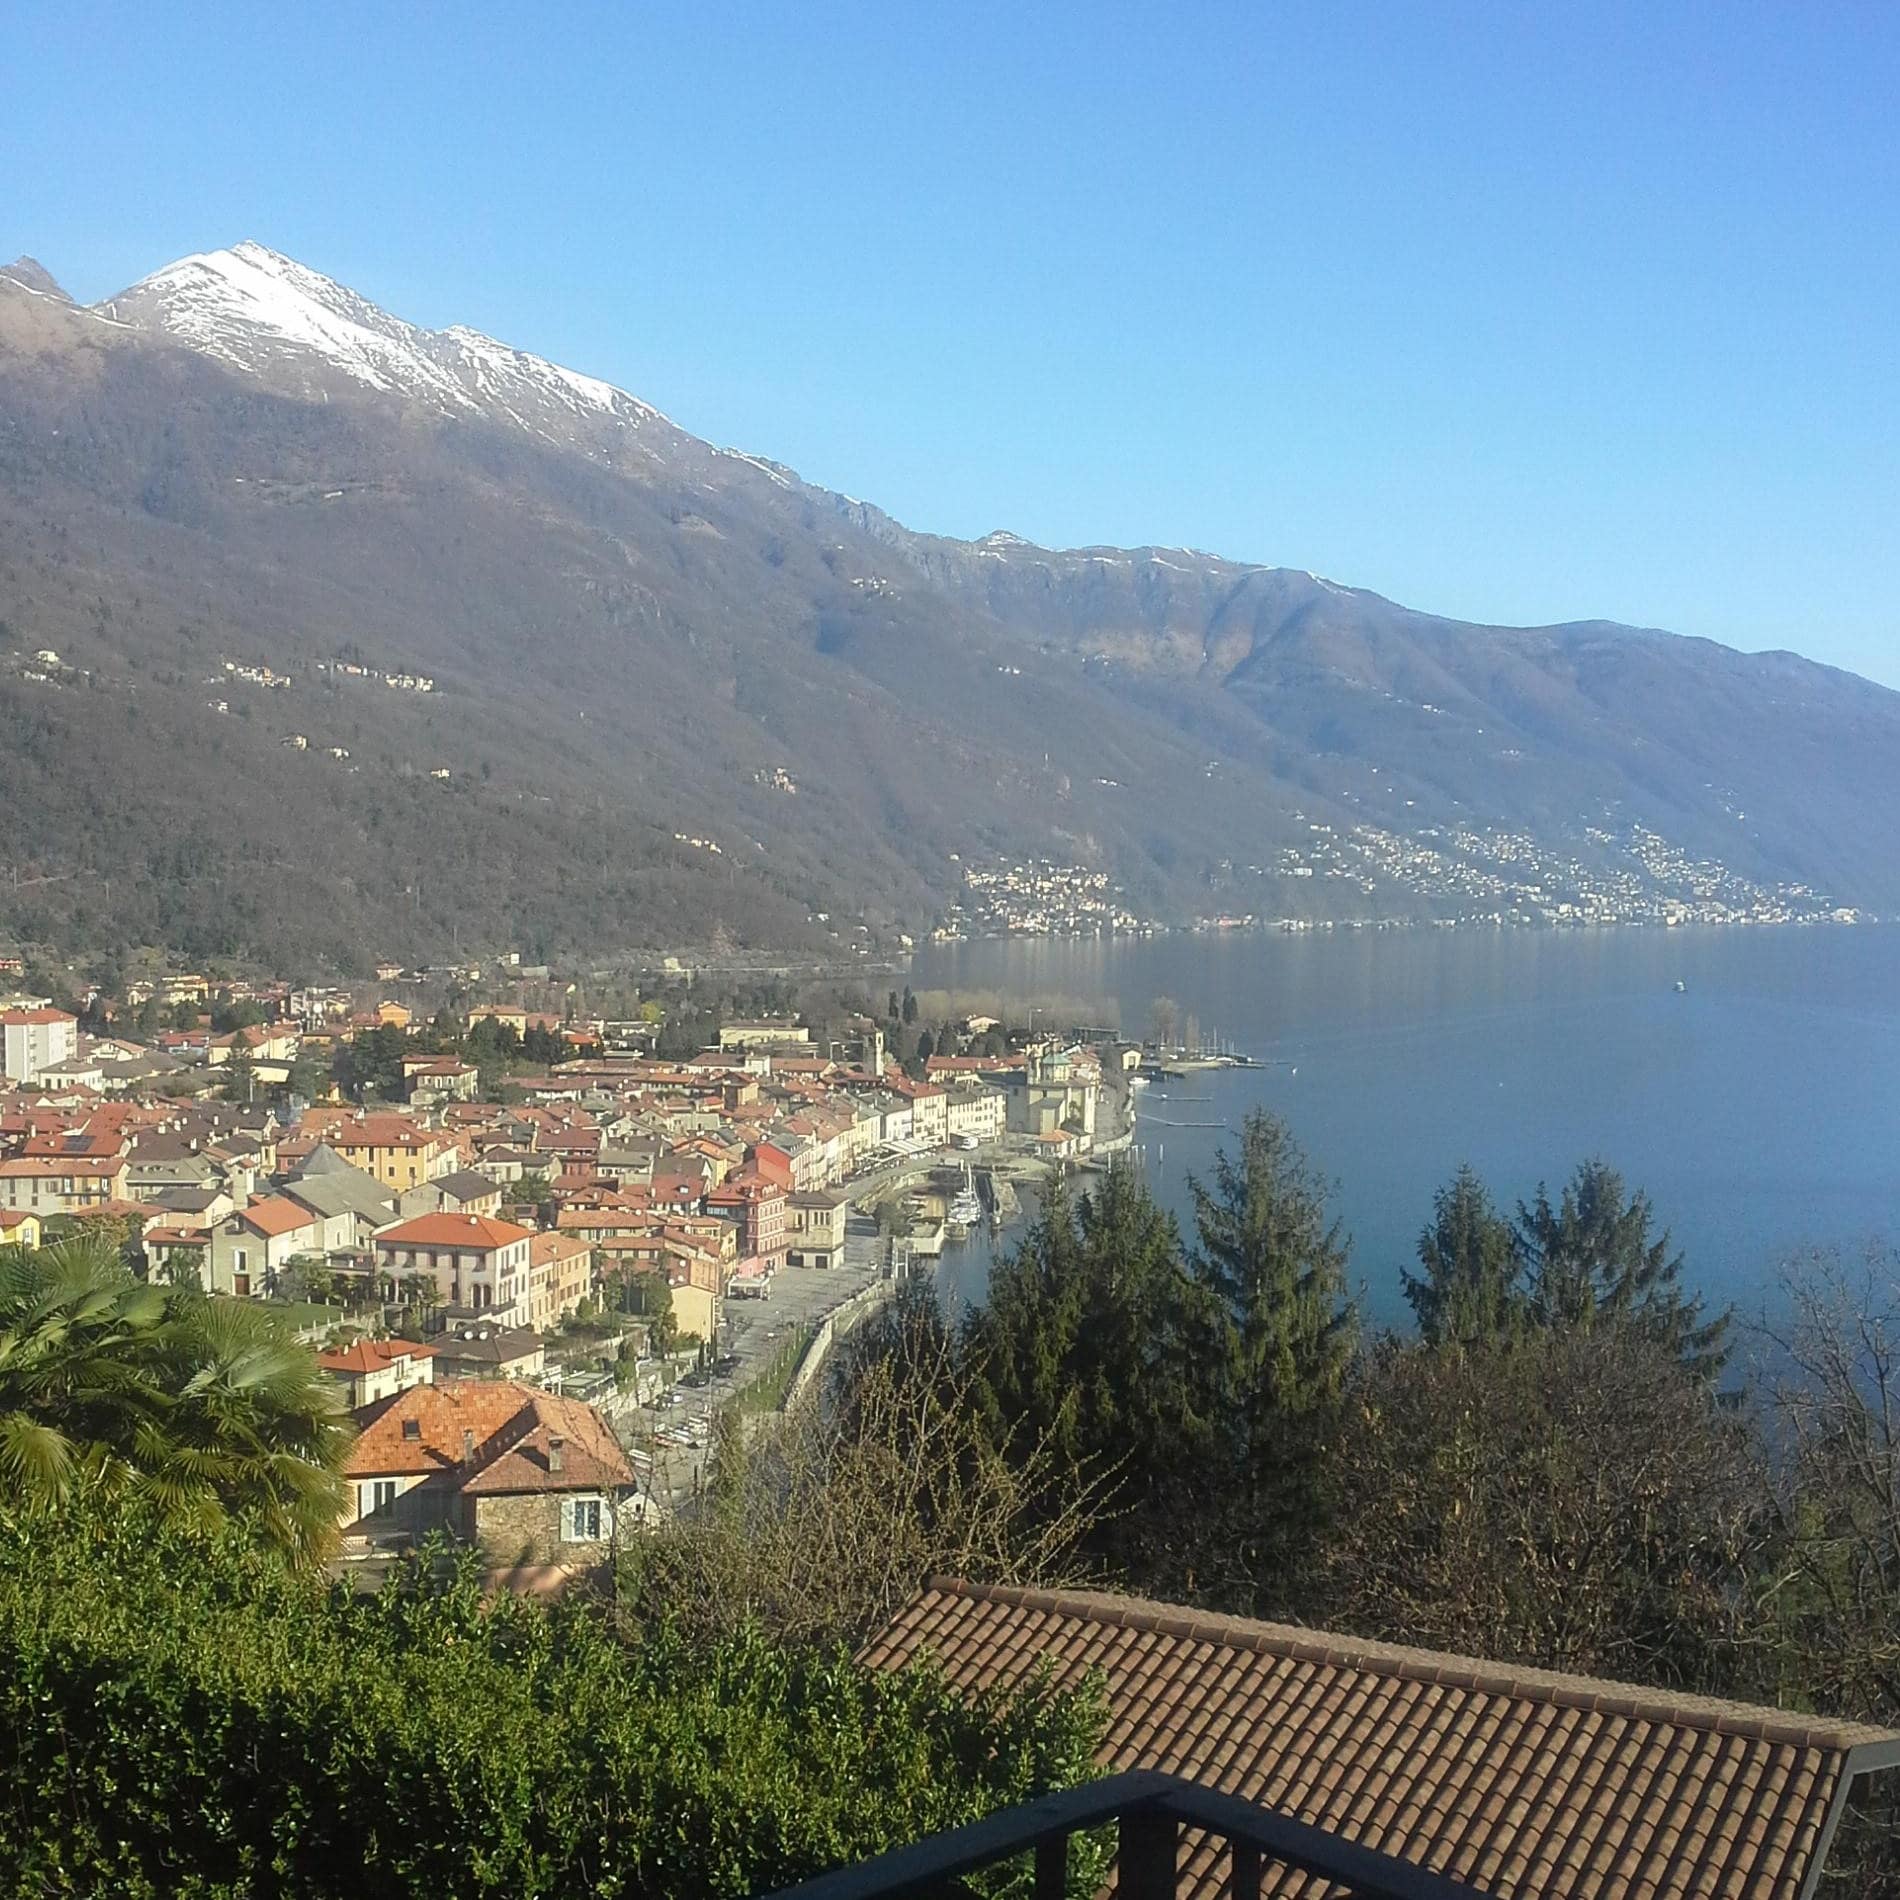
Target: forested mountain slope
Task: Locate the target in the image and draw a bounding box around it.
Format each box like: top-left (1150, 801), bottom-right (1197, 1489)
top-left (1, 245), bottom-right (1894, 970)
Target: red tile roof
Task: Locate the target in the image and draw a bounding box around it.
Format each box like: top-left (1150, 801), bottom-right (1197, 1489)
top-left (346, 1378), bottom-right (633, 1494)
top-left (140, 1222), bottom-right (208, 1247)
top-left (21, 1128), bottom-right (125, 1157)
top-left (862, 1578), bottom-right (1900, 1900)
top-left (0, 1154), bottom-right (125, 1178)
top-left (304, 1113), bottom-right (442, 1151)
top-left (232, 1195), bottom-right (317, 1238)
top-left (373, 1211), bottom-right (534, 1250)
top-left (318, 1337), bottom-right (437, 1375)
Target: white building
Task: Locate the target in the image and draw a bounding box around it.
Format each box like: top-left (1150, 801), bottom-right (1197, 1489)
top-left (2, 1008), bottom-right (78, 1084)
top-left (372, 1211), bottom-right (537, 1328)
top-left (946, 1085), bottom-right (1008, 1145)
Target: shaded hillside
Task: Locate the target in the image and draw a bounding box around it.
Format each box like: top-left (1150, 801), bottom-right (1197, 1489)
top-left (0, 271), bottom-right (1299, 967)
top-left (1, 244), bottom-right (1897, 969)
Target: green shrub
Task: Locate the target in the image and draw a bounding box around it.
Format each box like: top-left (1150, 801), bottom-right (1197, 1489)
top-left (0, 1502), bottom-right (1106, 1898)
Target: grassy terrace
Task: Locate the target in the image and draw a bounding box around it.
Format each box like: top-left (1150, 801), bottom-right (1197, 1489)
top-left (732, 1323), bottom-right (818, 1416)
top-left (215, 1297), bottom-right (347, 1336)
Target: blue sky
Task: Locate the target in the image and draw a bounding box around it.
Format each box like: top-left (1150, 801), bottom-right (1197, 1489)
top-left (7, 1), bottom-right (1897, 681)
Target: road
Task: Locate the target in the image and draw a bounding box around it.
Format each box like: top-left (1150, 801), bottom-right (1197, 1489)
top-left (620, 1210), bottom-right (893, 1507)
top-left (612, 1120), bottom-right (1114, 1512)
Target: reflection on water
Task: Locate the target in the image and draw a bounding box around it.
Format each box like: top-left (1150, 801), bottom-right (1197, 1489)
top-left (911, 926), bottom-right (1900, 1325)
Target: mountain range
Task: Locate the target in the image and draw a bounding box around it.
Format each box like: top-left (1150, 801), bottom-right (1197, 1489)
top-left (1, 241), bottom-right (1895, 973)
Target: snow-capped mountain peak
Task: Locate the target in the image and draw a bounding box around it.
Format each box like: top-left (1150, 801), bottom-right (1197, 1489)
top-left (95, 241), bottom-right (669, 462)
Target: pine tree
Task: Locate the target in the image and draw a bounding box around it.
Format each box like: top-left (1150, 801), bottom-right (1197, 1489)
top-left (964, 1160), bottom-right (1213, 1587)
top-left (1187, 1109), bottom-right (1357, 1607)
top-left (1070, 1160), bottom-right (1218, 1584)
top-left (221, 1040), bottom-right (256, 1104)
top-left (1516, 1159), bottom-right (1730, 1376)
top-left (966, 1171), bottom-right (1087, 1472)
top-left (1404, 1164), bottom-right (1525, 1346)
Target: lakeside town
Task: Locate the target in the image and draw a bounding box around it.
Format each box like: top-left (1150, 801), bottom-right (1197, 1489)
top-left (0, 963), bottom-right (1133, 1577)
top-left (938, 821), bottom-right (1864, 940)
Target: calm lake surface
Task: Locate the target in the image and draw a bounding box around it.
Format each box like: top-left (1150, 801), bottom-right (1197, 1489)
top-left (911, 926), bottom-right (1900, 1328)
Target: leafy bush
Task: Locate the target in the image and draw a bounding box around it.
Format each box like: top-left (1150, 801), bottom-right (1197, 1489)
top-left (0, 1503), bottom-right (1106, 1898)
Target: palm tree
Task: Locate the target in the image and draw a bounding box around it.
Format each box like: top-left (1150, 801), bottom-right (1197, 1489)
top-left (151, 1296), bottom-right (355, 1563)
top-left (0, 1237), bottom-right (352, 1562)
top-left (399, 1271), bottom-right (438, 1331)
top-left (0, 1240), bottom-right (166, 1510)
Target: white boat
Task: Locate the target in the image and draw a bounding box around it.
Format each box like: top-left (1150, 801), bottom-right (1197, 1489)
top-left (947, 1163), bottom-right (983, 1229)
top-left (1129, 1073), bottom-right (1151, 1090)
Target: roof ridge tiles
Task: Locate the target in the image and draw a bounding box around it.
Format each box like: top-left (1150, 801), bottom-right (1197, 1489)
top-left (915, 1576), bottom-right (1900, 1754)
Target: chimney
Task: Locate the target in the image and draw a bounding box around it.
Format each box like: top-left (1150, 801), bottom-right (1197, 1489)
top-left (461, 1428), bottom-right (475, 1464)
top-left (547, 1434), bottom-right (565, 1474)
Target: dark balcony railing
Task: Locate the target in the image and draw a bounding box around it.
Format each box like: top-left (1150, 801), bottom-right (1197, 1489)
top-left (761, 1768), bottom-right (1497, 1900)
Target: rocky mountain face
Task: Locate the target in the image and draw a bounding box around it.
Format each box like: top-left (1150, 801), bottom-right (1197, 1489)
top-left (0, 257), bottom-right (69, 300)
top-left (0, 242), bottom-right (1894, 971)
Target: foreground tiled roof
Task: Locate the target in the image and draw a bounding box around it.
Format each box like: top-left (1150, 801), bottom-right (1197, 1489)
top-left (347, 1378), bottom-right (634, 1495)
top-left (862, 1578), bottom-right (1900, 1900)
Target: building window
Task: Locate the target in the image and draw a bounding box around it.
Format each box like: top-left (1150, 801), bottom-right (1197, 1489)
top-left (562, 1496), bottom-right (605, 1542)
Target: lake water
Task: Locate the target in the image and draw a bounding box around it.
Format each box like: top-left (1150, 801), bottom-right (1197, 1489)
top-left (910, 926), bottom-right (1900, 1328)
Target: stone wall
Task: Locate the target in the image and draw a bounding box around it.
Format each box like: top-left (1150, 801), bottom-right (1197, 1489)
top-left (470, 1490), bottom-right (566, 1566)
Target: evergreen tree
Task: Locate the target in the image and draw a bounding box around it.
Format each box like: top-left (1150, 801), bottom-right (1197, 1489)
top-left (285, 1044), bottom-right (330, 1103)
top-left (1069, 1161), bottom-right (1220, 1583)
top-left (965, 1171), bottom-right (1087, 1471)
top-left (1516, 1160), bottom-right (1730, 1376)
top-left (1186, 1109), bottom-right (1357, 1607)
top-left (220, 1041), bottom-right (257, 1104)
top-left (963, 1161), bottom-right (1213, 1585)
top-left (1404, 1164), bottom-right (1525, 1346)
top-left (339, 1023), bottom-right (407, 1101)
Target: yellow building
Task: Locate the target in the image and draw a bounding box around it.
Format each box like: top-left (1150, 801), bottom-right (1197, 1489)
top-left (324, 1117), bottom-right (459, 1190)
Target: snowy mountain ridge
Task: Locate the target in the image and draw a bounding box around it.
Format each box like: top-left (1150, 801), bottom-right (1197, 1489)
top-left (96, 240), bottom-right (675, 464)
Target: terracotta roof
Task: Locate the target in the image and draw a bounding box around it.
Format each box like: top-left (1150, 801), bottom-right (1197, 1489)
top-left (313, 1114), bottom-right (440, 1150)
top-left (0, 1154), bottom-right (124, 1177)
top-left (346, 1378), bottom-right (633, 1493)
top-left (140, 1222), bottom-right (208, 1247)
top-left (862, 1578), bottom-right (1900, 1900)
top-left (237, 1195), bottom-right (319, 1238)
top-left (22, 1126), bottom-right (130, 1158)
top-left (0, 1007), bottom-right (77, 1025)
top-left (373, 1211), bottom-right (534, 1250)
top-left (318, 1337), bottom-right (437, 1375)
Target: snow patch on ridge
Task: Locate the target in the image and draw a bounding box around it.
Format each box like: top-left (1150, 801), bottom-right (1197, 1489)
top-left (97, 240), bottom-right (669, 456)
